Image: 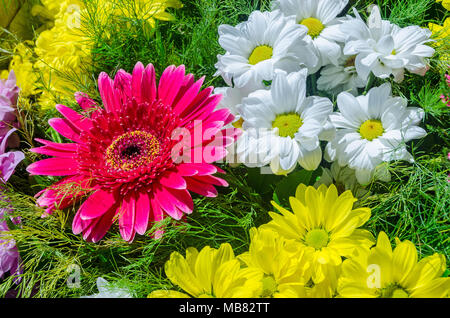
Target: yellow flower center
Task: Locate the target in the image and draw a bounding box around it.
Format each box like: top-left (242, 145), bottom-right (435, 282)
top-left (261, 275), bottom-right (278, 298)
top-left (232, 117), bottom-right (244, 129)
top-left (359, 119), bottom-right (384, 141)
top-left (380, 284), bottom-right (410, 298)
top-left (300, 17), bottom-right (325, 38)
top-left (248, 45), bottom-right (273, 65)
top-left (392, 289), bottom-right (409, 298)
top-left (304, 229), bottom-right (329, 250)
top-left (344, 55), bottom-right (357, 68)
top-left (272, 113), bottom-right (303, 138)
top-left (106, 130), bottom-right (160, 171)
top-left (391, 49), bottom-right (397, 55)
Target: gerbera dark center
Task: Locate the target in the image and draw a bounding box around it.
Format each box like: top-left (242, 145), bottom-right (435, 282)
top-left (106, 130), bottom-right (160, 172)
top-left (121, 145), bottom-right (141, 158)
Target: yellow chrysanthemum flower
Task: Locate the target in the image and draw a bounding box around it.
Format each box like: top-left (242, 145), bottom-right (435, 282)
top-left (262, 184), bottom-right (375, 285)
top-left (33, 0), bottom-right (91, 110)
top-left (116, 0), bottom-right (183, 28)
top-left (238, 227), bottom-right (311, 298)
top-left (4, 42), bottom-right (41, 97)
top-left (436, 0), bottom-right (450, 10)
top-left (428, 18), bottom-right (450, 64)
top-left (429, 18), bottom-right (450, 43)
top-left (148, 243), bottom-right (262, 298)
top-left (338, 231), bottom-right (450, 298)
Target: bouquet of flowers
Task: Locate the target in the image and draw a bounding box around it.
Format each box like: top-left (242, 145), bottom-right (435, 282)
top-left (0, 0), bottom-right (448, 299)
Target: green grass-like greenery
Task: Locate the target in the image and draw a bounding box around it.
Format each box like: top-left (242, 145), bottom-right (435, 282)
top-left (0, 0), bottom-right (449, 297)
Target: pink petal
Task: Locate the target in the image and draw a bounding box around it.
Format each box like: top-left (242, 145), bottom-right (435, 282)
top-left (72, 211), bottom-right (89, 235)
top-left (154, 186), bottom-right (184, 220)
top-left (77, 207), bottom-right (116, 243)
top-left (27, 158), bottom-right (78, 176)
top-left (158, 65), bottom-right (186, 107)
top-left (75, 92), bottom-right (98, 110)
top-left (185, 177), bottom-right (218, 197)
top-left (177, 86), bottom-right (213, 119)
top-left (201, 145), bottom-right (228, 163)
top-left (131, 62), bottom-right (145, 103)
top-left (98, 72), bottom-right (119, 113)
top-left (173, 76), bottom-right (204, 115)
top-left (119, 195), bottom-right (136, 242)
top-left (150, 194), bottom-right (164, 223)
top-left (205, 108), bottom-right (232, 124)
top-left (134, 191), bottom-right (150, 235)
top-left (141, 64), bottom-right (157, 103)
top-left (175, 163), bottom-right (198, 176)
top-left (166, 188), bottom-right (193, 214)
top-left (31, 140), bottom-right (77, 158)
top-left (159, 171), bottom-right (187, 189)
top-left (88, 209), bottom-right (116, 243)
top-left (183, 163), bottom-right (217, 176)
top-left (192, 175), bottom-right (228, 187)
top-left (48, 118), bottom-right (82, 143)
top-left (79, 190), bottom-right (117, 220)
top-left (179, 93), bottom-right (221, 126)
top-left (114, 69), bottom-right (132, 98)
top-left (55, 104), bottom-right (93, 131)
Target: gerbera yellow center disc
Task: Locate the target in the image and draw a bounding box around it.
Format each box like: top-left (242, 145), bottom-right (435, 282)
top-left (305, 229), bottom-right (329, 250)
top-left (272, 113), bottom-right (303, 138)
top-left (300, 17), bottom-right (325, 38)
top-left (248, 45), bottom-right (273, 65)
top-left (106, 130), bottom-right (160, 171)
top-left (359, 119), bottom-right (384, 141)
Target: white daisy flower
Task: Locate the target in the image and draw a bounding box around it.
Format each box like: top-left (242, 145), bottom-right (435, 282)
top-left (236, 69), bottom-right (334, 174)
top-left (325, 83), bottom-right (427, 185)
top-left (273, 0), bottom-right (349, 70)
top-left (214, 53), bottom-right (234, 87)
top-left (214, 80), bottom-right (268, 167)
top-left (215, 10), bottom-right (318, 88)
top-left (314, 162), bottom-right (370, 199)
top-left (341, 6), bottom-right (435, 83)
top-left (317, 53), bottom-right (367, 95)
top-left (214, 79), bottom-right (267, 128)
top-left (314, 162), bottom-right (389, 199)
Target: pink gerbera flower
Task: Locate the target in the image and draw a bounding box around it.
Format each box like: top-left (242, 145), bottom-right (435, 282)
top-left (27, 62), bottom-right (240, 242)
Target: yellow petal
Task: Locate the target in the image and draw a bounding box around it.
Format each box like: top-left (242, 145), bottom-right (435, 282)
top-left (295, 183), bottom-right (308, 204)
top-left (392, 240), bottom-right (418, 286)
top-left (367, 244), bottom-right (393, 287)
top-left (406, 253), bottom-right (446, 289)
top-left (165, 251), bottom-right (204, 297)
top-left (147, 290), bottom-right (190, 298)
top-left (288, 196), bottom-right (312, 231)
top-left (409, 277), bottom-right (450, 298)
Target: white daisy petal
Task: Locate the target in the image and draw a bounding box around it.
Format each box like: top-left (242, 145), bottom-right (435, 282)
top-left (297, 146), bottom-right (322, 171)
top-left (337, 92), bottom-right (367, 125)
top-left (317, 0), bottom-right (348, 25)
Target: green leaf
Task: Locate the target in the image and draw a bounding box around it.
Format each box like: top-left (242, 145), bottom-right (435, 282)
top-left (274, 169), bottom-right (320, 205)
top-left (246, 167), bottom-right (282, 195)
top-left (272, 191), bottom-right (280, 206)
